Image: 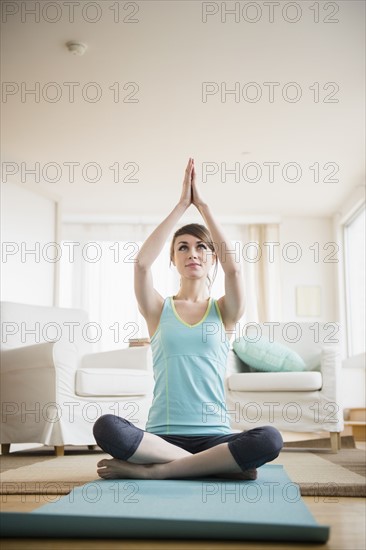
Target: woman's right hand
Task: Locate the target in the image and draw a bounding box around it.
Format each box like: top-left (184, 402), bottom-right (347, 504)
top-left (179, 157), bottom-right (194, 208)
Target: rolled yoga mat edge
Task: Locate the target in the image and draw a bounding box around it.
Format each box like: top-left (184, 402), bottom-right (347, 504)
top-left (0, 465), bottom-right (330, 543)
top-left (0, 512), bottom-right (330, 542)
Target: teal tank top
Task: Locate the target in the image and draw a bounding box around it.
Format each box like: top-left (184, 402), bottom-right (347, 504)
top-left (146, 296), bottom-right (232, 435)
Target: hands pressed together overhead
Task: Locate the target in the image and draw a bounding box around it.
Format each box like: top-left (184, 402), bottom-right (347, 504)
top-left (180, 158), bottom-right (206, 209)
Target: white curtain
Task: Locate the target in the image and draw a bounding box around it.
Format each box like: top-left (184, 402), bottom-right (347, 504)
top-left (240, 224), bottom-right (282, 323)
top-left (59, 222), bottom-right (281, 351)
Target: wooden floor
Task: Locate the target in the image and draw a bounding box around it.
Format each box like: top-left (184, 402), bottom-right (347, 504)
top-left (1, 495), bottom-right (366, 550)
top-left (1, 436), bottom-right (365, 550)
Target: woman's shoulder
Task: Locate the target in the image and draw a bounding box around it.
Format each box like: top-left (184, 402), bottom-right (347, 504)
top-left (214, 295), bottom-right (223, 308)
top-left (213, 296), bottom-right (226, 322)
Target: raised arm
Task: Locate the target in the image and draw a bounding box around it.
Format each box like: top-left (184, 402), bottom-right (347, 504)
top-left (191, 159), bottom-right (245, 325)
top-left (134, 159), bottom-right (194, 330)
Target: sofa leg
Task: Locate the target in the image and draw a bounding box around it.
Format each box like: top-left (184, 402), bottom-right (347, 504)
top-left (54, 446), bottom-right (64, 457)
top-left (330, 432), bottom-right (341, 453)
top-left (1, 444), bottom-right (10, 455)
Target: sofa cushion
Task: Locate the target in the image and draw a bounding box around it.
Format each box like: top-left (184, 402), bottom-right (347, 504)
top-left (227, 371), bottom-right (322, 392)
top-left (233, 336), bottom-right (306, 372)
top-left (76, 368), bottom-right (153, 397)
top-left (81, 346), bottom-right (152, 371)
top-left (226, 350), bottom-right (253, 375)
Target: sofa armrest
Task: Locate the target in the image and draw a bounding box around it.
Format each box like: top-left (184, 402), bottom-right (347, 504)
top-left (320, 346), bottom-right (342, 392)
top-left (81, 346), bottom-right (153, 371)
top-left (1, 341), bottom-right (80, 399)
top-left (1, 342), bottom-right (59, 410)
top-left (1, 342), bottom-right (56, 374)
top-left (319, 345), bottom-right (344, 428)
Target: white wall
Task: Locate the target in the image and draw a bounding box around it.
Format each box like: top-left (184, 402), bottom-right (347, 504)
top-left (1, 182), bottom-right (60, 306)
top-left (281, 214), bottom-right (365, 409)
top-left (280, 217), bottom-right (336, 323)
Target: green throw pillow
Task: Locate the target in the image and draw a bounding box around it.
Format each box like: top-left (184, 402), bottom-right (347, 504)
top-left (232, 336), bottom-right (306, 372)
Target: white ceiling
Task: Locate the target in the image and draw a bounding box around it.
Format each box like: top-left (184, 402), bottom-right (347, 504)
top-left (1, 0), bottom-right (365, 219)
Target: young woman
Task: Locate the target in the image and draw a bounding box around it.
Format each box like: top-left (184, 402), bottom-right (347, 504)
top-left (93, 158), bottom-right (283, 480)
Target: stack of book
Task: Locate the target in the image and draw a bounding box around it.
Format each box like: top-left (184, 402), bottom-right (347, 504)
top-left (128, 338), bottom-right (151, 347)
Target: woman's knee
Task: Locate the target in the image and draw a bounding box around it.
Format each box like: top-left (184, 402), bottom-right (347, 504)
top-left (93, 414), bottom-right (128, 443)
top-left (93, 414), bottom-right (113, 439)
top-left (93, 414), bottom-right (144, 460)
top-left (258, 425), bottom-right (283, 457)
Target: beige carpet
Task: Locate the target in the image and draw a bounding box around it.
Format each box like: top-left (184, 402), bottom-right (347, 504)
top-left (0, 454), bottom-right (106, 494)
top-left (1, 450), bottom-right (365, 497)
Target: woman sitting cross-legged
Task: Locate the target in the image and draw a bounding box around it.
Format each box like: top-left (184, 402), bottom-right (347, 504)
top-left (93, 158), bottom-right (283, 481)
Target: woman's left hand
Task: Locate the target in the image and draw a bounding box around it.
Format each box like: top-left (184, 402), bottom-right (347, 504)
top-left (191, 159), bottom-right (207, 209)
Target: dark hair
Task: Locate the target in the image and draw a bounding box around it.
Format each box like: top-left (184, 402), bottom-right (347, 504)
top-left (169, 223), bottom-right (218, 292)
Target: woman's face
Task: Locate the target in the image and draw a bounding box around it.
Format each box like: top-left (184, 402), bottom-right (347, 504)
top-left (172, 233), bottom-right (215, 280)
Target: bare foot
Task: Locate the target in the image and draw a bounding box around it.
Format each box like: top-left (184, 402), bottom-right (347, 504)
top-left (97, 460), bottom-right (257, 482)
top-left (211, 469), bottom-right (258, 481)
top-left (97, 458), bottom-right (156, 480)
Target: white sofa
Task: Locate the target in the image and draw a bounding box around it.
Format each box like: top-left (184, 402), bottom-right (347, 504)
top-left (0, 302), bottom-right (154, 456)
top-left (225, 323), bottom-right (344, 452)
top-left (1, 303), bottom-right (344, 455)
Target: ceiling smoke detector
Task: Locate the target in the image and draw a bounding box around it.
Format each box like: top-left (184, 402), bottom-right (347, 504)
top-left (66, 41), bottom-right (87, 56)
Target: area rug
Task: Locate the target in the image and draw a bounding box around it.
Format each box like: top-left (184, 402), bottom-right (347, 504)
top-left (284, 435), bottom-right (357, 450)
top-left (0, 450), bottom-right (365, 497)
top-left (314, 447), bottom-right (365, 478)
top-left (0, 446), bottom-right (102, 473)
top-left (0, 465), bottom-right (330, 543)
top-left (0, 454), bottom-right (105, 495)
top-left (272, 451), bottom-right (365, 497)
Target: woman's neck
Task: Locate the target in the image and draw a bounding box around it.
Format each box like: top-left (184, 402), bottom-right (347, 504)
top-left (173, 293), bottom-right (210, 303)
top-left (173, 280), bottom-right (211, 303)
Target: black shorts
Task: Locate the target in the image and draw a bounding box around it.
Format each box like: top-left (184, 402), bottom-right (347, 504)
top-left (93, 415), bottom-right (283, 471)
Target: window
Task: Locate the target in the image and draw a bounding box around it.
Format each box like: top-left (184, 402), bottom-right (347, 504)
top-left (58, 223), bottom-right (281, 352)
top-left (344, 204), bottom-right (366, 357)
top-left (59, 240), bottom-right (227, 352)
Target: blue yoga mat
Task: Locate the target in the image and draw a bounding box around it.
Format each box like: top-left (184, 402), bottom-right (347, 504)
top-left (1, 465), bottom-right (329, 542)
